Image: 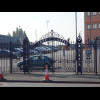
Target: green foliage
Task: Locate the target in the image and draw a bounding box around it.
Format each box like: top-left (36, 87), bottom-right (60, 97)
top-left (12, 27), bottom-right (27, 42)
top-left (7, 32), bottom-right (11, 37)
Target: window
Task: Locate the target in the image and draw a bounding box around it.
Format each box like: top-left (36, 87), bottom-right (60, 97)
top-left (92, 12), bottom-right (96, 16)
top-left (87, 12), bottom-right (90, 16)
top-left (41, 56), bottom-right (45, 60)
top-left (32, 56), bottom-right (39, 60)
top-left (93, 24), bottom-right (97, 29)
top-left (87, 24), bottom-right (91, 30)
top-left (98, 24), bottom-right (100, 29)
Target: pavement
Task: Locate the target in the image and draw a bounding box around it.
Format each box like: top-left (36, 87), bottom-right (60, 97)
top-left (1, 72), bottom-right (100, 83)
top-left (1, 82), bottom-right (100, 87)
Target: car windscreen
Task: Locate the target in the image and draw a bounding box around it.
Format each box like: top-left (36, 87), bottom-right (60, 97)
top-left (31, 56), bottom-right (39, 60)
top-left (41, 56), bottom-right (49, 61)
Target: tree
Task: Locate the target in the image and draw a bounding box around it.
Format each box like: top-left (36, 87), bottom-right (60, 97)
top-left (7, 32), bottom-right (11, 37)
top-left (12, 27), bottom-right (27, 42)
top-left (67, 38), bottom-right (70, 42)
top-left (13, 31), bottom-right (16, 37)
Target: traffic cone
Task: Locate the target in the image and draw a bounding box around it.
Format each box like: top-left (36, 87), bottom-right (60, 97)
top-left (0, 67), bottom-right (5, 80)
top-left (45, 65), bottom-right (49, 80)
top-left (43, 65), bottom-right (52, 82)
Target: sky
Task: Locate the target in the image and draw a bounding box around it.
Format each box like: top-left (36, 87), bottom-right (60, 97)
top-left (0, 12), bottom-right (84, 43)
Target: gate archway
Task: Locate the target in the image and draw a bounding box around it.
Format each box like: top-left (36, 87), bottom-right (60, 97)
top-left (31, 30), bottom-right (76, 72)
top-left (33, 30), bottom-right (70, 47)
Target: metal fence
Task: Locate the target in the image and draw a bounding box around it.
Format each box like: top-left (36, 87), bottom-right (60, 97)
top-left (0, 34), bottom-right (100, 75)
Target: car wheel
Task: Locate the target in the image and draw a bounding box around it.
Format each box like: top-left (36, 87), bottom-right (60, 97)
top-left (20, 65), bottom-right (23, 70)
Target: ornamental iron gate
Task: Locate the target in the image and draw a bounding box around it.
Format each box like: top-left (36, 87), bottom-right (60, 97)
top-left (29, 30), bottom-right (76, 73)
top-left (0, 30), bottom-right (100, 74)
top-left (76, 34), bottom-right (83, 74)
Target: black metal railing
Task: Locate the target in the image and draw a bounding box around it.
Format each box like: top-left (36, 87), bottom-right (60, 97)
top-left (0, 33), bottom-right (100, 74)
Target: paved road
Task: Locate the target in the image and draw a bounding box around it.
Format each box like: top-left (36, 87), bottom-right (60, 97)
top-left (0, 82), bottom-right (100, 87)
top-left (2, 72), bottom-right (100, 83)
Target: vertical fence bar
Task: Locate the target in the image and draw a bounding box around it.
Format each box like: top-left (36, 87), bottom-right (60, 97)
top-left (9, 42), bottom-right (13, 73)
top-left (23, 37), bottom-right (30, 74)
top-left (76, 34), bottom-right (82, 74)
top-left (99, 44), bottom-right (100, 73)
top-left (51, 31), bottom-right (54, 72)
top-left (94, 38), bottom-right (97, 74)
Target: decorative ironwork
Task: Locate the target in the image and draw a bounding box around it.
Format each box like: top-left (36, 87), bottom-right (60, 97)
top-left (85, 49), bottom-right (91, 59)
top-left (40, 30), bottom-right (65, 40)
top-left (94, 38), bottom-right (97, 74)
top-left (0, 30), bottom-right (99, 75)
top-left (33, 30), bottom-right (70, 47)
top-left (76, 34), bottom-right (82, 74)
top-left (23, 37), bottom-right (30, 74)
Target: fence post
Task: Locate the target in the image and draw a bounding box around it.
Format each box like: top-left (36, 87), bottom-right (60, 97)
top-left (51, 30), bottom-right (55, 72)
top-left (94, 38), bottom-right (97, 74)
top-left (76, 34), bottom-right (83, 74)
top-left (23, 37), bottom-right (30, 74)
top-left (9, 42), bottom-right (13, 73)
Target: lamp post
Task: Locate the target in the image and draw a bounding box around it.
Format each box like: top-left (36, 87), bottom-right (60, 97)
top-left (75, 12), bottom-right (77, 43)
top-left (75, 12), bottom-right (78, 74)
top-left (46, 20), bottom-right (50, 33)
top-left (35, 30), bottom-right (37, 42)
top-left (90, 12), bottom-right (91, 46)
top-left (46, 20), bottom-right (50, 46)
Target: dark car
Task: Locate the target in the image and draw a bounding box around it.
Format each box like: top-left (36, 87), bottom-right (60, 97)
top-left (0, 49), bottom-right (17, 59)
top-left (13, 48), bottom-right (23, 57)
top-left (17, 55), bottom-right (55, 70)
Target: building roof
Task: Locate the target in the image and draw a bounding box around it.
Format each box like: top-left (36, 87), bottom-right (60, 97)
top-left (0, 34), bottom-right (20, 43)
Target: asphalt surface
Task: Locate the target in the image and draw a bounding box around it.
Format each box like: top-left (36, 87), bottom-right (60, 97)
top-left (0, 82), bottom-right (100, 87)
top-left (1, 72), bottom-right (100, 84)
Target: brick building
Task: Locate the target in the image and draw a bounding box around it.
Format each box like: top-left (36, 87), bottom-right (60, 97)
top-left (84, 12), bottom-right (100, 44)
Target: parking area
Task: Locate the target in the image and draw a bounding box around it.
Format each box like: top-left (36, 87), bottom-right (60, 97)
top-left (1, 48), bottom-right (100, 74)
top-left (0, 34), bottom-right (100, 83)
top-left (0, 49), bottom-right (76, 73)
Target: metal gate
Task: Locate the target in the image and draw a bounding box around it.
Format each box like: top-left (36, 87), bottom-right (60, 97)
top-left (0, 30), bottom-right (100, 74)
top-left (30, 30), bottom-right (76, 73)
top-left (82, 44), bottom-right (95, 73)
top-left (0, 42), bottom-right (23, 73)
top-left (82, 38), bottom-right (100, 74)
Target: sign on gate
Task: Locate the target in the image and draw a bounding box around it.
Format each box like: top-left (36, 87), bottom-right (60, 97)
top-left (62, 46), bottom-right (66, 57)
top-left (63, 49), bottom-right (65, 57)
top-left (85, 49), bottom-right (91, 59)
top-left (98, 47), bottom-right (100, 52)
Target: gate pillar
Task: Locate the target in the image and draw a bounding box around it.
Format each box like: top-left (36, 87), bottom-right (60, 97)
top-left (23, 37), bottom-right (30, 74)
top-left (76, 34), bottom-right (83, 74)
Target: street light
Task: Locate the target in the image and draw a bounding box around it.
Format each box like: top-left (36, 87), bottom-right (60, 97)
top-left (46, 20), bottom-right (50, 33)
top-left (46, 20), bottom-right (50, 46)
top-left (75, 12), bottom-right (78, 74)
top-left (35, 30), bottom-right (37, 42)
top-left (90, 12), bottom-right (91, 45)
top-left (75, 12), bottom-right (77, 43)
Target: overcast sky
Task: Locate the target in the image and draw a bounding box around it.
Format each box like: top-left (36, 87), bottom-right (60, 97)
top-left (0, 12), bottom-right (84, 43)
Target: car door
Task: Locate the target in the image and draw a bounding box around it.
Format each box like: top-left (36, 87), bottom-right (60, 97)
top-left (37, 56), bottom-right (45, 67)
top-left (30, 56), bottom-right (39, 67)
top-left (0, 50), bottom-right (3, 57)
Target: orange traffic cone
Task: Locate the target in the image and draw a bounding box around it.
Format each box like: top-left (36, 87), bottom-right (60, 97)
top-left (0, 67), bottom-right (4, 80)
top-left (45, 65), bottom-right (49, 80)
top-left (43, 65), bottom-right (52, 82)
